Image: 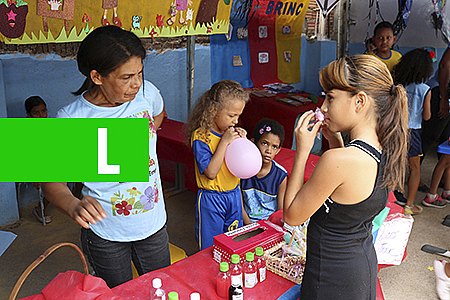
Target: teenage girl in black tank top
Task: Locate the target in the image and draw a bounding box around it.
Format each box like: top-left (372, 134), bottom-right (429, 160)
top-left (283, 55), bottom-right (409, 300)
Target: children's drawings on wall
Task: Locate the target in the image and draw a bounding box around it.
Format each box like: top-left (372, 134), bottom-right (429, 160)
top-left (0, 0), bottom-right (232, 44)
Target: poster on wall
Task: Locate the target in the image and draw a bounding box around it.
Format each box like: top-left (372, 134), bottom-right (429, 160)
top-left (248, 0), bottom-right (310, 86)
top-left (0, 0), bottom-right (233, 44)
top-left (211, 0), bottom-right (254, 88)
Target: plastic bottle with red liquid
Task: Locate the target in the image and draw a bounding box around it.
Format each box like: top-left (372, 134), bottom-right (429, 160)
top-left (229, 254), bottom-right (243, 287)
top-left (217, 261), bottom-right (231, 298)
top-left (243, 252), bottom-right (257, 288)
top-left (255, 246), bottom-right (267, 283)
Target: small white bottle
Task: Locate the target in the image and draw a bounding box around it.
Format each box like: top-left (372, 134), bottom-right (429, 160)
top-left (151, 278), bottom-right (166, 300)
top-left (190, 292), bottom-right (201, 300)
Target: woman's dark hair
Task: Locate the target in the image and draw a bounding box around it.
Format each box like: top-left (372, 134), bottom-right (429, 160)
top-left (73, 26), bottom-right (146, 95)
top-left (24, 96), bottom-right (46, 114)
top-left (253, 118), bottom-right (285, 146)
top-left (393, 48), bottom-right (433, 85)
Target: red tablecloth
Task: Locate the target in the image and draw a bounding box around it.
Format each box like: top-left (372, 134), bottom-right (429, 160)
top-left (239, 92), bottom-right (323, 149)
top-left (112, 247), bottom-right (295, 299)
top-left (112, 246), bottom-right (386, 300)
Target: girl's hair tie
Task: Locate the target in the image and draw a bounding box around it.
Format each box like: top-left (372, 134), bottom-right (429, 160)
top-left (390, 85), bottom-right (396, 97)
top-left (259, 125), bottom-right (272, 135)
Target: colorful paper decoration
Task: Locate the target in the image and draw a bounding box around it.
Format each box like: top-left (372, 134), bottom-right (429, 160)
top-left (210, 0), bottom-right (253, 88)
top-left (275, 0), bottom-right (308, 83)
top-left (0, 0), bottom-right (233, 44)
top-left (248, 0), bottom-right (278, 87)
top-left (211, 0), bottom-right (309, 87)
top-left (248, 0), bottom-right (309, 86)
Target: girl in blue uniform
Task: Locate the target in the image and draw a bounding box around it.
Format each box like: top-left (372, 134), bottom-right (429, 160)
top-left (241, 118), bottom-right (288, 224)
top-left (186, 80), bottom-right (249, 250)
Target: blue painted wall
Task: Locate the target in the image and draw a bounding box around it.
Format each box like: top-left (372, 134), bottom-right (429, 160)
top-left (3, 46), bottom-right (211, 121)
top-left (294, 38), bottom-right (336, 95)
top-left (0, 61), bottom-right (20, 226)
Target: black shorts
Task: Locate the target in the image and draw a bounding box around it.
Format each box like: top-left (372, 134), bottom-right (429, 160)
top-left (408, 129), bottom-right (423, 157)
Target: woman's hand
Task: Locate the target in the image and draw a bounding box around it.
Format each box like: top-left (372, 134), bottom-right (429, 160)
top-left (68, 196), bottom-right (106, 229)
top-left (294, 110), bottom-right (322, 155)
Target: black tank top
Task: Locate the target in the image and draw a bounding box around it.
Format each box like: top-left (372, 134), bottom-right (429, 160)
top-left (300, 139), bottom-right (388, 300)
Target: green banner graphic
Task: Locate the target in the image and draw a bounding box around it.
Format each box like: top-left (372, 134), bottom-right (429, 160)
top-left (0, 118), bottom-right (149, 182)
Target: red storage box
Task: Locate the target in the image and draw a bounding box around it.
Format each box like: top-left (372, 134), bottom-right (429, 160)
top-left (213, 220), bottom-right (285, 263)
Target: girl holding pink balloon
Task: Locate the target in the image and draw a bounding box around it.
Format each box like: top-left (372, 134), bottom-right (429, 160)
top-left (186, 80), bottom-right (249, 250)
top-left (241, 118), bottom-right (288, 224)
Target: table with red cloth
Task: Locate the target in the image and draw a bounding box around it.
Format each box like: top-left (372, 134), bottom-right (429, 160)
top-left (112, 245), bottom-right (387, 300)
top-left (112, 194), bottom-right (402, 300)
top-left (157, 119), bottom-right (319, 193)
top-left (239, 92), bottom-right (324, 149)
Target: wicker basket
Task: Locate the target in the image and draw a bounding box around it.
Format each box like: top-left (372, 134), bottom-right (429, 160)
top-left (264, 242), bottom-right (305, 285)
top-left (9, 242), bottom-right (89, 300)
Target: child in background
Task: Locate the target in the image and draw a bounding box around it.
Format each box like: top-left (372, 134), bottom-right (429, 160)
top-left (369, 21), bottom-right (402, 73)
top-left (393, 48), bottom-right (436, 214)
top-left (241, 118), bottom-right (288, 224)
top-left (186, 80), bottom-right (249, 250)
top-left (25, 96), bottom-right (48, 118)
top-left (25, 96), bottom-right (52, 224)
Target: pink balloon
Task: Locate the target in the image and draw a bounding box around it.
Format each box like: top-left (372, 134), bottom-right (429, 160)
top-left (225, 138), bottom-right (262, 179)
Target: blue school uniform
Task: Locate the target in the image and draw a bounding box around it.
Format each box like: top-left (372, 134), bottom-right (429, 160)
top-left (241, 161), bottom-right (287, 222)
top-left (191, 129), bottom-right (243, 250)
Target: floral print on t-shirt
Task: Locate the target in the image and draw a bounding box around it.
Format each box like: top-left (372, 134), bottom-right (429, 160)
top-left (109, 109), bottom-right (160, 216)
top-left (110, 181), bottom-right (160, 216)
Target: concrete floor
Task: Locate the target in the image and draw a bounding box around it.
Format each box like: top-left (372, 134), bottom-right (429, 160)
top-left (1, 152), bottom-right (449, 300)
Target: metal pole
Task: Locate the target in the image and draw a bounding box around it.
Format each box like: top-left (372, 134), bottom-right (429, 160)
top-left (344, 0), bottom-right (352, 57)
top-left (187, 35), bottom-right (195, 116)
top-left (337, 0), bottom-right (349, 58)
top-left (336, 0), bottom-right (343, 58)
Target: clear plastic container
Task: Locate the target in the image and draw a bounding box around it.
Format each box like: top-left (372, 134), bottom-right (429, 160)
top-left (150, 278), bottom-right (166, 300)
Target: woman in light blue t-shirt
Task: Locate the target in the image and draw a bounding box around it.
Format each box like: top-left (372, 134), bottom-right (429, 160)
top-left (43, 26), bottom-right (170, 288)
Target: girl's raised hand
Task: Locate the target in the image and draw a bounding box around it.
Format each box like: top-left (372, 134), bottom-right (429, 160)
top-left (294, 110), bottom-right (322, 154)
top-left (221, 126), bottom-right (241, 145)
top-left (234, 127), bottom-right (247, 138)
